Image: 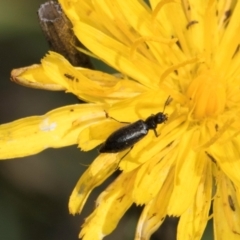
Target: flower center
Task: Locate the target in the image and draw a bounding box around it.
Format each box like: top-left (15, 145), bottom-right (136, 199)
top-left (186, 71), bottom-right (226, 119)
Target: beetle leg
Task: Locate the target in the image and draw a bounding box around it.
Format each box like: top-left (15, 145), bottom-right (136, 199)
top-left (105, 111), bottom-right (130, 124)
top-left (153, 128), bottom-right (159, 137)
top-left (117, 146), bottom-right (134, 168)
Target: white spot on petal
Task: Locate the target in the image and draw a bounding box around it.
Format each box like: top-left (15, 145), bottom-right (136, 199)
top-left (40, 118), bottom-right (57, 132)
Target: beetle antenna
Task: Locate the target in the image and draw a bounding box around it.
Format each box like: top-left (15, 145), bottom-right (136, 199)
top-left (163, 95), bottom-right (172, 112)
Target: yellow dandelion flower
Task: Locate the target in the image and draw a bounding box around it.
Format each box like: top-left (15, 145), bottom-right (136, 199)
top-left (1, 0), bottom-right (240, 239)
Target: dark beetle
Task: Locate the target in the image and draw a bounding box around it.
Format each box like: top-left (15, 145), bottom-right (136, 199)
top-left (99, 97), bottom-right (171, 153)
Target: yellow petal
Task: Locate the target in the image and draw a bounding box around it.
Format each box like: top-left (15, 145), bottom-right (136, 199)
top-left (69, 154), bottom-right (118, 215)
top-left (177, 160), bottom-right (212, 240)
top-left (108, 90), bottom-right (172, 122)
top-left (215, 1), bottom-right (240, 73)
top-left (78, 118), bottom-right (126, 151)
top-left (118, 104), bottom-right (188, 173)
top-left (135, 168), bottom-right (174, 240)
top-left (11, 64), bottom-right (64, 90)
top-left (73, 21), bottom-right (161, 89)
top-left (79, 171), bottom-right (135, 239)
top-left (132, 141), bottom-right (176, 204)
top-left (168, 131), bottom-right (206, 215)
top-left (13, 51), bottom-right (147, 104)
top-left (214, 170), bottom-right (240, 239)
top-left (0, 104), bottom-right (105, 159)
top-left (210, 136), bottom-right (240, 187)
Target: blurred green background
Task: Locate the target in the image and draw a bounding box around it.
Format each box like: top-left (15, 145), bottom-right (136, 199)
top-left (0, 1), bottom-right (213, 239)
top-left (0, 1), bottom-right (99, 239)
